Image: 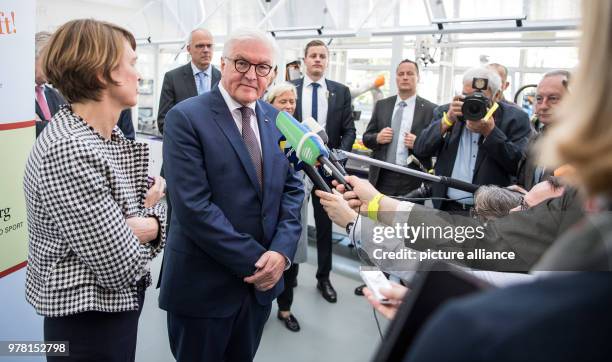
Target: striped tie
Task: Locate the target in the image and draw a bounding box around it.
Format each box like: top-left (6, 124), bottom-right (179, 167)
top-left (239, 107), bottom-right (263, 188)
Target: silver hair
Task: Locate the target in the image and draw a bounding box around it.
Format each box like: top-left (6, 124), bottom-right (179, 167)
top-left (474, 185), bottom-right (523, 220)
top-left (187, 28), bottom-right (213, 45)
top-left (35, 31), bottom-right (53, 59)
top-left (463, 67), bottom-right (502, 96)
top-left (265, 82), bottom-right (297, 103)
top-left (222, 28), bottom-right (277, 67)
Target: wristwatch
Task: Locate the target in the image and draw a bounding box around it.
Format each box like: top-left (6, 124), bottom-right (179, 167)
top-left (345, 221), bottom-right (355, 235)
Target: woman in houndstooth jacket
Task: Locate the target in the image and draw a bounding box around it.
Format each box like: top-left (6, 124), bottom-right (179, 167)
top-left (23, 19), bottom-right (166, 362)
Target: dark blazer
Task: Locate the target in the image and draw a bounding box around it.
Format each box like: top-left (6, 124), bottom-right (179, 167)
top-left (405, 272), bottom-right (612, 362)
top-left (156, 63), bottom-right (221, 134)
top-left (517, 130), bottom-right (553, 191)
top-left (362, 95), bottom-right (437, 186)
top-left (159, 88), bottom-right (304, 318)
top-left (414, 102), bottom-right (531, 209)
top-left (292, 78), bottom-right (356, 151)
top-left (116, 109), bottom-right (135, 140)
top-left (35, 85), bottom-right (66, 137)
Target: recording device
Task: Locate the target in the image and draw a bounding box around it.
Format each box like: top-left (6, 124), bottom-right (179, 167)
top-left (301, 117), bottom-right (349, 176)
top-left (338, 150), bottom-right (479, 194)
top-left (373, 262), bottom-right (492, 362)
top-left (359, 269), bottom-right (393, 304)
top-left (275, 111), bottom-right (352, 191)
top-left (460, 77), bottom-right (490, 121)
top-left (278, 136), bottom-right (332, 193)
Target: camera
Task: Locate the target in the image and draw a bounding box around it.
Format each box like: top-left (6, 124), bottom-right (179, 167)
top-left (460, 77), bottom-right (490, 121)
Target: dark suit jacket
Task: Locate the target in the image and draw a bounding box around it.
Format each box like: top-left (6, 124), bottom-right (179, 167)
top-left (517, 130), bottom-right (553, 191)
top-left (362, 95), bottom-right (437, 187)
top-left (158, 88), bottom-right (304, 318)
top-left (405, 272), bottom-right (612, 362)
top-left (35, 85), bottom-right (66, 137)
top-left (156, 63), bottom-right (221, 134)
top-left (292, 78), bottom-right (356, 151)
top-left (414, 102), bottom-right (531, 209)
top-left (116, 109), bottom-right (135, 140)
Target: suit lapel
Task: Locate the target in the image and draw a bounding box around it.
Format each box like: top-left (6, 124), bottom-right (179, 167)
top-left (210, 89), bottom-right (263, 201)
top-left (182, 63), bottom-right (198, 97)
top-left (325, 80), bottom-right (337, 133)
top-left (294, 79), bottom-right (304, 122)
top-left (474, 106), bottom-right (503, 176)
top-left (410, 96), bottom-right (425, 134)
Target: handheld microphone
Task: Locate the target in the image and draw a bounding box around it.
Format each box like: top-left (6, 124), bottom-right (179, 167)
top-left (276, 112), bottom-right (352, 191)
top-left (279, 135), bottom-right (332, 193)
top-left (301, 117), bottom-right (349, 176)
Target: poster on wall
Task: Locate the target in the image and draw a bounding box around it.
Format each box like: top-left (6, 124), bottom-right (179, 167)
top-left (0, 0), bottom-right (35, 277)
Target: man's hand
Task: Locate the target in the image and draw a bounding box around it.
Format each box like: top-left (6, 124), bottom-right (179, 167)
top-left (376, 127), bottom-right (394, 145)
top-left (243, 251), bottom-right (286, 291)
top-left (465, 116), bottom-right (495, 137)
top-left (126, 217), bottom-right (159, 244)
top-left (144, 176), bottom-right (166, 208)
top-left (314, 190), bottom-right (358, 228)
top-left (404, 132), bottom-right (417, 149)
top-left (447, 95), bottom-right (464, 123)
top-left (363, 282), bottom-right (409, 320)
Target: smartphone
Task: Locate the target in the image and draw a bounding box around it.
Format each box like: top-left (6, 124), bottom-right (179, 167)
top-left (360, 269), bottom-right (393, 304)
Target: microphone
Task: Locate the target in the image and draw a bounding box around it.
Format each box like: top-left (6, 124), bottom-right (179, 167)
top-left (275, 111), bottom-right (352, 191)
top-left (301, 117), bottom-right (349, 176)
top-left (338, 150), bottom-right (480, 194)
top-left (279, 136), bottom-right (332, 193)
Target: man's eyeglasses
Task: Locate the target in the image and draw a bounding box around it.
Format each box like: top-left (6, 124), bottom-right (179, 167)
top-left (535, 95), bottom-right (561, 105)
top-left (224, 57), bottom-right (273, 77)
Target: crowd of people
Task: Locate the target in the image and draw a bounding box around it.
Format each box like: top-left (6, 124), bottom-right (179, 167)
top-left (23, 0), bottom-right (612, 360)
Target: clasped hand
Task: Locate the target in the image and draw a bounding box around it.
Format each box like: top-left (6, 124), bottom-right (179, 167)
top-left (243, 251), bottom-right (286, 291)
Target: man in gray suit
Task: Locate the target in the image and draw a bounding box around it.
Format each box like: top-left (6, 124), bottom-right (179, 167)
top-left (363, 59), bottom-right (437, 196)
top-left (157, 28), bottom-right (221, 134)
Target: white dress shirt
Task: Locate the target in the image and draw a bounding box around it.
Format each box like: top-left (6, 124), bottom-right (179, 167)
top-left (301, 75), bottom-right (329, 128)
top-left (393, 94), bottom-right (417, 166)
top-left (218, 83), bottom-right (262, 156)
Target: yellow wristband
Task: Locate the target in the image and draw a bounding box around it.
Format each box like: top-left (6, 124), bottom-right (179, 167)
top-left (367, 193), bottom-right (385, 222)
top-left (442, 112), bottom-right (454, 127)
top-left (483, 102), bottom-right (499, 123)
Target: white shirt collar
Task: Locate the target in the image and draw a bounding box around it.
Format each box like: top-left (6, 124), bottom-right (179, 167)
top-left (191, 62), bottom-right (212, 77)
top-left (395, 94), bottom-right (416, 107)
top-left (218, 82), bottom-right (257, 114)
top-left (304, 74), bottom-right (327, 89)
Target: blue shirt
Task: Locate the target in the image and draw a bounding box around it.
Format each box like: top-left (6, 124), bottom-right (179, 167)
top-left (447, 126), bottom-right (479, 205)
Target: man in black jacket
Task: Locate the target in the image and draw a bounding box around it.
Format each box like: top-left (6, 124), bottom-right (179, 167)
top-left (414, 67), bottom-right (531, 213)
top-left (157, 28), bottom-right (221, 134)
top-left (363, 59), bottom-right (436, 196)
top-left (292, 39), bottom-right (356, 303)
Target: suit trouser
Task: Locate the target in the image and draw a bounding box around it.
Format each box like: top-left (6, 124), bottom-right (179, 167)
top-left (44, 281), bottom-right (145, 362)
top-left (277, 263), bottom-right (299, 311)
top-left (167, 291), bottom-right (271, 362)
top-left (312, 189), bottom-right (333, 280)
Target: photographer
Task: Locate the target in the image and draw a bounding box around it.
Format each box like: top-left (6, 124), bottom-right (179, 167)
top-left (413, 67), bottom-right (531, 214)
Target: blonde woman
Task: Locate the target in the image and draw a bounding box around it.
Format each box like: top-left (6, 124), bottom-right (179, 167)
top-left (265, 82), bottom-right (307, 332)
top-left (24, 19), bottom-right (166, 361)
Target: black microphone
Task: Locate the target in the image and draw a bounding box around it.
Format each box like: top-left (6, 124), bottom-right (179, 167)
top-left (278, 136), bottom-right (332, 193)
top-left (301, 117), bottom-right (350, 176)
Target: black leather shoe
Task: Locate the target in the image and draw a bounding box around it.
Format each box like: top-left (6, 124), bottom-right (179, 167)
top-left (277, 312), bottom-right (301, 332)
top-left (317, 279), bottom-right (337, 303)
top-left (354, 284), bottom-right (366, 296)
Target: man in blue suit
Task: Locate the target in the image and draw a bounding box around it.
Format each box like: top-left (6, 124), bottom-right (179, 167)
top-left (159, 29), bottom-right (304, 362)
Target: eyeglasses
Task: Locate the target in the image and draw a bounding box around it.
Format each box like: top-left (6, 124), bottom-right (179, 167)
top-left (518, 196), bottom-right (530, 211)
top-left (224, 57), bottom-right (273, 77)
top-left (535, 95), bottom-right (561, 105)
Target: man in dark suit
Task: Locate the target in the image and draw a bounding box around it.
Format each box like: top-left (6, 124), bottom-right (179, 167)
top-left (517, 70), bottom-right (570, 191)
top-left (363, 59), bottom-right (437, 196)
top-left (292, 39), bottom-right (356, 303)
top-left (35, 31), bottom-right (66, 137)
top-left (414, 67), bottom-right (531, 213)
top-left (159, 29), bottom-right (303, 362)
top-left (157, 28), bottom-right (221, 134)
